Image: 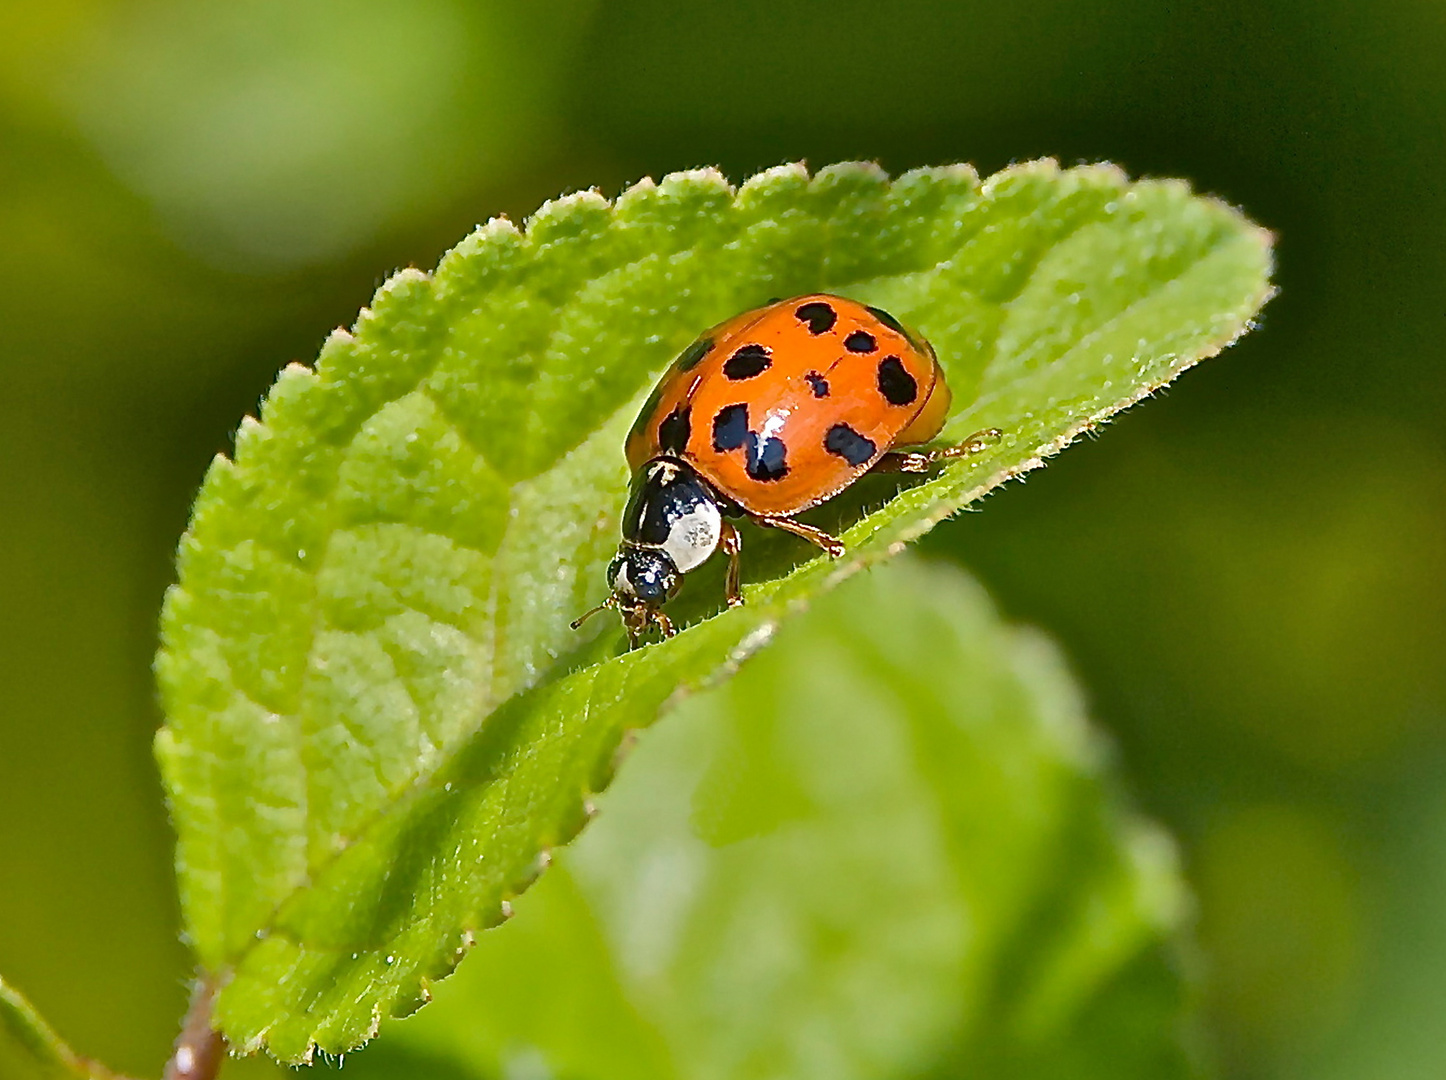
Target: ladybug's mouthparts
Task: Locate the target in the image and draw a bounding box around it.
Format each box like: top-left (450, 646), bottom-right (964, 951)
top-left (569, 579), bottom-right (677, 645)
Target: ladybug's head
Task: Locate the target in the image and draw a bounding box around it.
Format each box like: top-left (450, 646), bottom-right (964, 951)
top-left (570, 543), bottom-right (682, 644)
top-left (606, 545), bottom-right (682, 606)
top-left (571, 457), bottom-right (723, 645)
top-left (607, 544), bottom-right (684, 640)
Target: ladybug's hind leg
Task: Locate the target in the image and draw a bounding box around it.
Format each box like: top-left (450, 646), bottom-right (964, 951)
top-left (750, 514), bottom-right (846, 559)
top-left (720, 519), bottom-right (744, 608)
top-left (874, 427), bottom-right (1001, 474)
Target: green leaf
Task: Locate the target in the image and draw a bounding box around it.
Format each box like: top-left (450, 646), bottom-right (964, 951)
top-left (154, 160), bottom-right (1271, 1060)
top-left (0, 975), bottom-right (112, 1080)
top-left (347, 558), bottom-right (1199, 1080)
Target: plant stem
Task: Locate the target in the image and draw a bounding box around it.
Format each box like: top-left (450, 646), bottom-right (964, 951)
top-left (0, 974), bottom-right (137, 1080)
top-left (162, 979), bottom-right (224, 1080)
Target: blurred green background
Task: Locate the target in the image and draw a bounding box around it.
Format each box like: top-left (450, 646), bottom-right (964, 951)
top-left (1, 1), bottom-right (1442, 1078)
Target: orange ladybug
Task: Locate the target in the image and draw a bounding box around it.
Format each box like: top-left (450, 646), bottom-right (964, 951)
top-left (573, 294), bottom-right (998, 643)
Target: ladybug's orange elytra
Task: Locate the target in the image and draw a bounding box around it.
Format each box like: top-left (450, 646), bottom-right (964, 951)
top-left (573, 294), bottom-right (998, 644)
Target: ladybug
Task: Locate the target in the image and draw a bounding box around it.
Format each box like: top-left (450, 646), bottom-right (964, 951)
top-left (573, 294), bottom-right (999, 644)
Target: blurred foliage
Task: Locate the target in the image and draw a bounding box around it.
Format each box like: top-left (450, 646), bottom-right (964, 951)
top-left (346, 559), bottom-right (1198, 1080)
top-left (0, 0), bottom-right (1442, 1079)
top-left (152, 159), bottom-right (1266, 1061)
top-left (2, 0), bottom-right (596, 271)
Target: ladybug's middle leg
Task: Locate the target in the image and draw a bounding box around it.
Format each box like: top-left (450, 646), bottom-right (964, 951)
top-left (873, 427), bottom-right (1002, 473)
top-left (719, 519), bottom-right (744, 608)
top-left (751, 514), bottom-right (846, 559)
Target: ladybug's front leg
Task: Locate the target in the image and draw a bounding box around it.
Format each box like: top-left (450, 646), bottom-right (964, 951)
top-left (874, 427), bottom-right (1002, 473)
top-left (751, 514), bottom-right (846, 559)
top-left (720, 520), bottom-right (745, 608)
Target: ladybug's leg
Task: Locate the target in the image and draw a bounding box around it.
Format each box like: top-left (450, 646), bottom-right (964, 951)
top-left (874, 427), bottom-right (1002, 473)
top-left (720, 520), bottom-right (744, 608)
top-left (751, 514), bottom-right (846, 559)
top-left (620, 604), bottom-right (675, 647)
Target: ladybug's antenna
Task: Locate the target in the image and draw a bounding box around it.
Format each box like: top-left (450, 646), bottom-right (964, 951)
top-left (570, 598), bottom-right (615, 630)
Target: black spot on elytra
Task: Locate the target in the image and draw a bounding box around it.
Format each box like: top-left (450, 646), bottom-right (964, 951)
top-left (794, 301), bottom-right (837, 335)
top-left (825, 423), bottom-right (877, 466)
top-left (845, 330), bottom-right (877, 353)
top-left (712, 403), bottom-right (748, 452)
top-left (744, 432), bottom-right (788, 481)
top-left (877, 356), bottom-right (918, 406)
top-left (866, 305), bottom-right (907, 336)
top-left (724, 343), bottom-right (772, 380)
top-left (805, 371), bottom-right (830, 397)
top-left (658, 405), bottom-right (691, 453)
top-left (676, 337), bottom-right (713, 372)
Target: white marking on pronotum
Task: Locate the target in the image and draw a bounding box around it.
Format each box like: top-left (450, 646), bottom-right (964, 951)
top-left (662, 499), bottom-right (721, 573)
